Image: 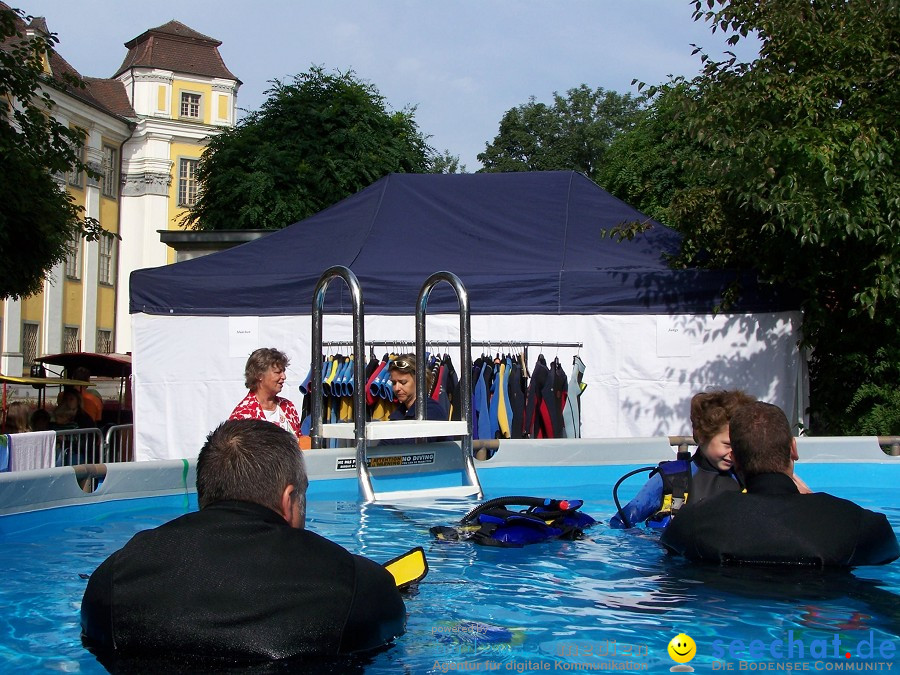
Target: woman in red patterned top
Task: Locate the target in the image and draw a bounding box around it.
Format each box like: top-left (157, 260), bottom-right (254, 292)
top-left (229, 348), bottom-right (301, 438)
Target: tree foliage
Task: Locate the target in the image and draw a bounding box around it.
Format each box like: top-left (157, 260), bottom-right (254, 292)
top-left (0, 6), bottom-right (99, 300)
top-left (604, 0), bottom-right (900, 432)
top-left (184, 67), bottom-right (433, 231)
top-left (429, 149), bottom-right (466, 174)
top-left (477, 85), bottom-right (641, 181)
top-left (598, 84), bottom-right (703, 225)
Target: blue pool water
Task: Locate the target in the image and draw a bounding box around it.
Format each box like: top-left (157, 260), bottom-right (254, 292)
top-left (1, 464), bottom-right (899, 673)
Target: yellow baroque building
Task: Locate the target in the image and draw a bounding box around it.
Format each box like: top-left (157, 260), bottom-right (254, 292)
top-left (1, 8), bottom-right (239, 375)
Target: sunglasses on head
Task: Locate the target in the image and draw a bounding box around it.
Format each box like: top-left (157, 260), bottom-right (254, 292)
top-left (391, 358), bottom-right (415, 372)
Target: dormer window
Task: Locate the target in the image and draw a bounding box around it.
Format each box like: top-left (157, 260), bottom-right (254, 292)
top-left (180, 92), bottom-right (201, 119)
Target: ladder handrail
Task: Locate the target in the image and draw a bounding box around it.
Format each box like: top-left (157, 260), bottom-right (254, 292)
top-left (415, 271), bottom-right (481, 497)
top-left (310, 266), bottom-right (481, 502)
top-left (309, 266), bottom-right (372, 499)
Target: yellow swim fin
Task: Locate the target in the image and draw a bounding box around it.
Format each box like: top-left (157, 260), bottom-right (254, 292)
top-left (383, 546), bottom-right (428, 590)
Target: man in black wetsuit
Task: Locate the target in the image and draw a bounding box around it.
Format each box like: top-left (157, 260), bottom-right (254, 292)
top-left (81, 419), bottom-right (405, 661)
top-left (660, 402), bottom-right (899, 567)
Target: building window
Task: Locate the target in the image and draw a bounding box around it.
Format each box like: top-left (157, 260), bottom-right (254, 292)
top-left (180, 92), bottom-right (201, 119)
top-left (68, 134), bottom-right (85, 187)
top-left (97, 329), bottom-right (113, 354)
top-left (99, 234), bottom-right (115, 285)
top-left (22, 323), bottom-right (39, 373)
top-left (102, 145), bottom-right (118, 198)
top-left (65, 233), bottom-right (81, 280)
top-left (178, 158), bottom-right (199, 206)
top-left (63, 326), bottom-right (79, 353)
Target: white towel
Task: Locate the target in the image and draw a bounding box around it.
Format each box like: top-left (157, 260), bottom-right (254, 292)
top-left (8, 431), bottom-right (56, 471)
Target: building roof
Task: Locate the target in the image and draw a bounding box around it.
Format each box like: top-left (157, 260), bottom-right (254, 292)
top-left (83, 77), bottom-right (136, 118)
top-left (0, 4), bottom-right (135, 122)
top-left (113, 20), bottom-right (240, 83)
top-left (44, 42), bottom-right (136, 120)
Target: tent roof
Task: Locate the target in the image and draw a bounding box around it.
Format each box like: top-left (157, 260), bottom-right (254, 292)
top-left (131, 171), bottom-right (794, 316)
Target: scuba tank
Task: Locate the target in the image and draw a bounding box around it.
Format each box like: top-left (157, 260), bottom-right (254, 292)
top-left (431, 496), bottom-right (596, 547)
top-left (612, 451), bottom-right (693, 529)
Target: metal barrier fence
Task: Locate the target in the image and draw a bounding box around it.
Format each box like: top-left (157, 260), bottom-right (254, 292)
top-left (55, 428), bottom-right (103, 466)
top-left (104, 424), bottom-right (134, 463)
top-left (54, 425), bottom-right (134, 467)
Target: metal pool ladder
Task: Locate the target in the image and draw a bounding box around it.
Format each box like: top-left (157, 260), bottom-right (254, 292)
top-left (309, 266), bottom-right (483, 502)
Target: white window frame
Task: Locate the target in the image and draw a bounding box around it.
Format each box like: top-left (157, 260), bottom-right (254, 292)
top-left (68, 138), bottom-right (85, 188)
top-left (98, 234), bottom-right (116, 286)
top-left (178, 158), bottom-right (200, 207)
top-left (63, 326), bottom-right (80, 353)
top-left (96, 329), bottom-right (113, 354)
top-left (102, 144), bottom-right (118, 198)
top-left (180, 91), bottom-right (202, 120)
top-left (22, 322), bottom-right (39, 373)
top-left (65, 232), bottom-right (81, 280)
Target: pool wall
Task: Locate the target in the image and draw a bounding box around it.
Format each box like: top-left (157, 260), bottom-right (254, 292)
top-left (0, 436), bottom-right (896, 517)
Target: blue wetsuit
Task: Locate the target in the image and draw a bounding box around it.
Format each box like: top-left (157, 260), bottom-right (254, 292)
top-left (609, 452), bottom-right (741, 529)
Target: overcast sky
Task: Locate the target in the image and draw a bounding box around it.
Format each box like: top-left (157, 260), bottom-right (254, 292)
top-left (20, 1), bottom-right (757, 170)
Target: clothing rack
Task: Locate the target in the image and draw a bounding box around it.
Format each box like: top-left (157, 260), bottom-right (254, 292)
top-left (319, 341), bottom-right (582, 369)
top-left (320, 340), bottom-right (583, 349)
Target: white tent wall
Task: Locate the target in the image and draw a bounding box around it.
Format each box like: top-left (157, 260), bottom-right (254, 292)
top-left (132, 310), bottom-right (805, 461)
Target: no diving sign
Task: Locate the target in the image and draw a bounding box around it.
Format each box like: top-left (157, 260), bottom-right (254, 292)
top-left (335, 452), bottom-right (436, 471)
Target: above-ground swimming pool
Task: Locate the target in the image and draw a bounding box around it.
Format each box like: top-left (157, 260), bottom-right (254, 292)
top-left (1, 438), bottom-right (899, 673)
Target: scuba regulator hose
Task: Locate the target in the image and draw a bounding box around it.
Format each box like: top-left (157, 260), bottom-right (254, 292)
top-left (612, 466), bottom-right (657, 529)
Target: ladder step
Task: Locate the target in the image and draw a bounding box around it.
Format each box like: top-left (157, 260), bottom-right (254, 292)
top-left (322, 420), bottom-right (468, 440)
top-left (373, 484), bottom-right (482, 502)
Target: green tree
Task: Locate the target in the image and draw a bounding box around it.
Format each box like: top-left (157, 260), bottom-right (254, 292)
top-left (610, 0), bottom-right (899, 432)
top-left (598, 84), bottom-right (701, 224)
top-left (0, 6), bottom-right (99, 299)
top-left (477, 85), bottom-right (641, 181)
top-left (429, 149), bottom-right (466, 174)
top-left (183, 67), bottom-right (432, 231)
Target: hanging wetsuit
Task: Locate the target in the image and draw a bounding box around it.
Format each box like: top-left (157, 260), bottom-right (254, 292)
top-left (487, 358), bottom-right (502, 439)
top-left (609, 451), bottom-right (742, 529)
top-left (545, 357), bottom-right (568, 438)
top-left (507, 354), bottom-right (527, 439)
top-left (440, 354), bottom-right (461, 421)
top-left (496, 357), bottom-right (511, 439)
top-left (472, 357), bottom-right (492, 441)
top-left (524, 355), bottom-right (554, 438)
top-left (562, 355), bottom-right (586, 439)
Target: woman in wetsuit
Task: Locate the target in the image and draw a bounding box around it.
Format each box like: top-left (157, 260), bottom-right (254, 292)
top-left (379, 354), bottom-right (449, 445)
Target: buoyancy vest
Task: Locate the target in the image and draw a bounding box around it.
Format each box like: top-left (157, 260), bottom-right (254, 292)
top-left (430, 497), bottom-right (597, 547)
top-left (646, 452), bottom-right (742, 528)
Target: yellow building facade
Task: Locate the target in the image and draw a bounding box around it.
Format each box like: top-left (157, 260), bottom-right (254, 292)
top-left (0, 12), bottom-right (239, 375)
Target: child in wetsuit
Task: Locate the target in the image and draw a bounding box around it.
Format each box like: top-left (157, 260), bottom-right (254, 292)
top-left (609, 390), bottom-right (756, 529)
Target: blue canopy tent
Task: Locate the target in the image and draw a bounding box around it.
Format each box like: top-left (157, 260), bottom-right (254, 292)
top-left (131, 171), bottom-right (791, 316)
top-left (129, 172), bottom-right (804, 460)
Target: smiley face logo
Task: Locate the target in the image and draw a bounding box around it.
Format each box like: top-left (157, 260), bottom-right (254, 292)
top-left (667, 633), bottom-right (696, 671)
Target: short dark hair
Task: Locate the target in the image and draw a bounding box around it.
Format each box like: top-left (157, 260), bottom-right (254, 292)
top-left (729, 402), bottom-right (793, 477)
top-left (196, 419), bottom-right (307, 518)
top-left (690, 390), bottom-right (756, 445)
top-left (244, 348), bottom-right (290, 390)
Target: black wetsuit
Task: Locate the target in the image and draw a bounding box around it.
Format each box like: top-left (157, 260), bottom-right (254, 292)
top-left (660, 472), bottom-right (900, 567)
top-left (81, 500), bottom-right (405, 659)
top-left (506, 356), bottom-right (526, 439)
top-left (524, 355), bottom-right (551, 438)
